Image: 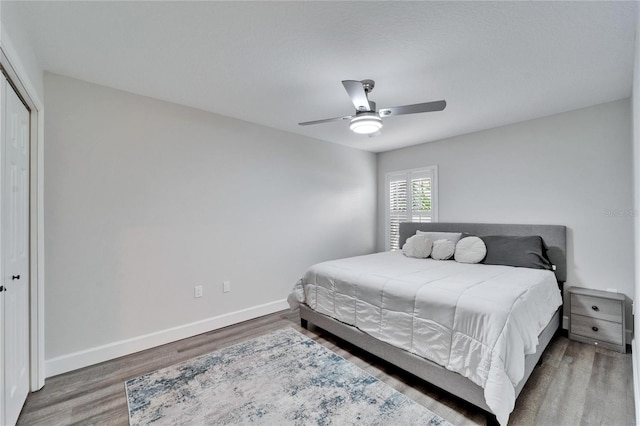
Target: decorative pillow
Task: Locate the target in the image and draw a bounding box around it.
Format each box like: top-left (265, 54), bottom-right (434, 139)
top-left (454, 236), bottom-right (487, 264)
top-left (431, 239), bottom-right (456, 260)
top-left (416, 231), bottom-right (462, 245)
top-left (480, 235), bottom-right (553, 270)
top-left (402, 234), bottom-right (433, 258)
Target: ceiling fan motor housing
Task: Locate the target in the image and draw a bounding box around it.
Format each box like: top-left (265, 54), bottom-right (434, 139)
top-left (361, 79), bottom-right (375, 93)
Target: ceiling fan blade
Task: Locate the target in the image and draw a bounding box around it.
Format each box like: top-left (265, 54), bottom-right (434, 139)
top-left (298, 115), bottom-right (353, 126)
top-left (342, 80), bottom-right (372, 112)
top-left (378, 100), bottom-right (446, 117)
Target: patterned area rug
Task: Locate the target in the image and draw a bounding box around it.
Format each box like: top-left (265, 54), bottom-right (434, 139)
top-left (125, 327), bottom-right (451, 425)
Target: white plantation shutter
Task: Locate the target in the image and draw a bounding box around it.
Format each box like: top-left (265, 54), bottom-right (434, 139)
top-left (386, 166), bottom-right (438, 250)
top-left (388, 178), bottom-right (407, 251)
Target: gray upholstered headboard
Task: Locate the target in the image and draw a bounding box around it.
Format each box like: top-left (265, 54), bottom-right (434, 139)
top-left (399, 222), bottom-right (567, 282)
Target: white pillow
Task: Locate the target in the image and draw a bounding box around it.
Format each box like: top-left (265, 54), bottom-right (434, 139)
top-left (431, 239), bottom-right (456, 260)
top-left (416, 231), bottom-right (462, 245)
top-left (402, 234), bottom-right (433, 258)
top-left (454, 236), bottom-right (487, 264)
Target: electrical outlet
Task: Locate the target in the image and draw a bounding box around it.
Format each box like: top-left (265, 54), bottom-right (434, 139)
top-left (223, 281), bottom-right (231, 293)
top-left (194, 285), bottom-right (203, 298)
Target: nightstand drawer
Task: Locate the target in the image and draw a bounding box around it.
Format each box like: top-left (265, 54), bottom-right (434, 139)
top-left (570, 315), bottom-right (623, 345)
top-left (571, 294), bottom-right (622, 323)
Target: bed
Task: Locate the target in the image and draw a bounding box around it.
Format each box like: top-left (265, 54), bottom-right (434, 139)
top-left (288, 222), bottom-right (566, 425)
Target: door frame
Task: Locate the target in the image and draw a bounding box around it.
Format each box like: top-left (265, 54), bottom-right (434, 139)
top-left (0, 39), bottom-right (45, 391)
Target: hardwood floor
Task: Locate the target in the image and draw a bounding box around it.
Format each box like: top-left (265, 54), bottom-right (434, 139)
top-left (18, 310), bottom-right (635, 426)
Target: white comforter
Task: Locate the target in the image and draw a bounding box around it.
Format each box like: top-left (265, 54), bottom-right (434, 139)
top-left (288, 251), bottom-right (562, 425)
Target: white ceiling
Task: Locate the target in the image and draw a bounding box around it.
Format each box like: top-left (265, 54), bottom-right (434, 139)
top-left (8, 1), bottom-right (638, 152)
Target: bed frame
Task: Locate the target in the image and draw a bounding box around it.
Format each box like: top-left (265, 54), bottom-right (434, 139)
top-left (299, 222), bottom-right (567, 423)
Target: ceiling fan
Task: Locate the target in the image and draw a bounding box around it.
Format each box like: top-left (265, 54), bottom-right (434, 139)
top-left (299, 79), bottom-right (446, 135)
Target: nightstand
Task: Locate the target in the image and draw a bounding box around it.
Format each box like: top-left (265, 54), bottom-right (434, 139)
top-left (568, 286), bottom-right (626, 353)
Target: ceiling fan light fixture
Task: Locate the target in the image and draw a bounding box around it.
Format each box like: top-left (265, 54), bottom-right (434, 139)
top-left (349, 113), bottom-right (383, 134)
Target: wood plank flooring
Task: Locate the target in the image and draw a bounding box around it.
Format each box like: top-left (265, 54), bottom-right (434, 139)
top-left (17, 310), bottom-right (635, 425)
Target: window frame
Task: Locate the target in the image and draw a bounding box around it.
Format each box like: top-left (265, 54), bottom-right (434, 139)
top-left (384, 165), bottom-right (439, 250)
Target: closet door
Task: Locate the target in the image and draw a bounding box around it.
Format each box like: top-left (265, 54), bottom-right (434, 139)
top-left (1, 75), bottom-right (30, 426)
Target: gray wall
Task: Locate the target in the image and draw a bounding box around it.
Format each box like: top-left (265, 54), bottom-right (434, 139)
top-left (632, 5), bottom-right (640, 412)
top-left (378, 99), bottom-right (634, 299)
top-left (44, 73), bottom-right (376, 360)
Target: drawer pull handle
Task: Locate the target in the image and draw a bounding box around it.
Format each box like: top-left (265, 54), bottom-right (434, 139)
top-left (591, 305), bottom-right (600, 312)
top-left (592, 326), bottom-right (599, 332)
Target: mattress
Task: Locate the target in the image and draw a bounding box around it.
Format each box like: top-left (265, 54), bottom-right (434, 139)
top-left (288, 251), bottom-right (563, 425)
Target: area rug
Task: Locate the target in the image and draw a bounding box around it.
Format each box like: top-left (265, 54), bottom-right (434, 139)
top-left (125, 327), bottom-right (451, 425)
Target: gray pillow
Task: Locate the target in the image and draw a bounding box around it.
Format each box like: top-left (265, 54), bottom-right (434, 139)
top-left (431, 239), bottom-right (456, 260)
top-left (480, 235), bottom-right (552, 270)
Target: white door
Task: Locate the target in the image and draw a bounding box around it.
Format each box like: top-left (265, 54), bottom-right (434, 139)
top-left (1, 75), bottom-right (30, 426)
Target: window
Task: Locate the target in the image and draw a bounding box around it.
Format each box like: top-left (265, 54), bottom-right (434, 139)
top-left (385, 166), bottom-right (438, 250)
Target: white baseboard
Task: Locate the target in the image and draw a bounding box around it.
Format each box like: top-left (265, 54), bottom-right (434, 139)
top-left (45, 299), bottom-right (289, 378)
top-left (633, 339), bottom-right (640, 425)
